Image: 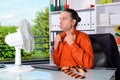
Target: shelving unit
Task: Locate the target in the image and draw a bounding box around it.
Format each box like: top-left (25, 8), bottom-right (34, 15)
top-left (95, 0), bottom-right (120, 51)
top-left (95, 1), bottom-right (120, 34)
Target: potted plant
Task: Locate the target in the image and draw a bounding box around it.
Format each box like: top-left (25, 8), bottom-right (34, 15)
top-left (115, 26), bottom-right (120, 45)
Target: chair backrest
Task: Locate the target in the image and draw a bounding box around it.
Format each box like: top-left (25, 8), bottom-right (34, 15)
top-left (89, 33), bottom-right (119, 68)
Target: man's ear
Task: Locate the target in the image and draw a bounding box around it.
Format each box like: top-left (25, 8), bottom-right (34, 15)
top-left (72, 19), bottom-right (76, 26)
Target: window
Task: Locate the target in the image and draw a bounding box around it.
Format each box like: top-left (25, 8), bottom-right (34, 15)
top-left (0, 0), bottom-right (49, 63)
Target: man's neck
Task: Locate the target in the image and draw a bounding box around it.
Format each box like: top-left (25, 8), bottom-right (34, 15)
top-left (65, 27), bottom-right (74, 35)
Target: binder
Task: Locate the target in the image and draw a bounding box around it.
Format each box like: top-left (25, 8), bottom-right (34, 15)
top-left (54, 0), bottom-right (60, 11)
top-left (91, 11), bottom-right (95, 30)
top-left (60, 0), bottom-right (64, 11)
top-left (51, 14), bottom-right (60, 31)
top-left (50, 0), bottom-right (54, 12)
top-left (78, 12), bottom-right (90, 30)
top-left (50, 32), bottom-right (54, 42)
top-left (64, 0), bottom-right (69, 9)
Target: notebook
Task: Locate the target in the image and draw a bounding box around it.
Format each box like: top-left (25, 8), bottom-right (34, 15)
top-left (31, 64), bottom-right (61, 71)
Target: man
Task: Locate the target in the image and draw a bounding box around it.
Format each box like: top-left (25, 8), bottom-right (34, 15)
top-left (52, 8), bottom-right (94, 69)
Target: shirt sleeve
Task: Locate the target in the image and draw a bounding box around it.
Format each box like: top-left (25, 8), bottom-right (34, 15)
top-left (52, 48), bottom-right (59, 66)
top-left (70, 34), bottom-right (94, 69)
top-left (52, 42), bottom-right (63, 66)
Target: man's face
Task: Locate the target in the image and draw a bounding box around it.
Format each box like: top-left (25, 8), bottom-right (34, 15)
top-left (59, 11), bottom-right (74, 31)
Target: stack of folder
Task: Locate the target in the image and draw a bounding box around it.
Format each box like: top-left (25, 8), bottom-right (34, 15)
top-left (100, 0), bottom-right (112, 4)
top-left (50, 0), bottom-right (70, 12)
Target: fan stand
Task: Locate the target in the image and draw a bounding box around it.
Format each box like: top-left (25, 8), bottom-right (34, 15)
top-left (6, 46), bottom-right (34, 73)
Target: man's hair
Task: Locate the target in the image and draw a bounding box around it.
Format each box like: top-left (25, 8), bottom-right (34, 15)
top-left (64, 8), bottom-right (81, 27)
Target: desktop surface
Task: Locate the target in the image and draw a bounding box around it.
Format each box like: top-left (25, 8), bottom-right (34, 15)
top-left (0, 64), bottom-right (115, 80)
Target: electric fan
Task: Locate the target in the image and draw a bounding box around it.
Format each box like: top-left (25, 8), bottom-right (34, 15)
top-left (5, 19), bottom-right (34, 72)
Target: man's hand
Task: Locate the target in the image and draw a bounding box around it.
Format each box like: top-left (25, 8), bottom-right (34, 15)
top-left (54, 34), bottom-right (61, 49)
top-left (65, 33), bottom-right (76, 45)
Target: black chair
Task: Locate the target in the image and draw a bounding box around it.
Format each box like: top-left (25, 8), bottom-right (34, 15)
top-left (89, 33), bottom-right (120, 80)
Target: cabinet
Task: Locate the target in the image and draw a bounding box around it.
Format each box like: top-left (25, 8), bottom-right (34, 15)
top-left (95, 0), bottom-right (120, 51)
top-left (95, 0), bottom-right (120, 34)
top-left (49, 0), bottom-right (95, 64)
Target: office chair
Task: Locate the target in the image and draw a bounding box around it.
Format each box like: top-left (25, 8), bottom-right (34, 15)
top-left (89, 33), bottom-right (120, 80)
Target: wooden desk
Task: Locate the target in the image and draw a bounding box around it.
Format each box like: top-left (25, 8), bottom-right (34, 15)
top-left (0, 64), bottom-right (115, 80)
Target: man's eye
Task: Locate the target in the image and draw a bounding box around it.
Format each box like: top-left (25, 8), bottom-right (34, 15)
top-left (62, 18), bottom-right (67, 20)
top-left (62, 18), bottom-right (66, 20)
top-left (59, 17), bottom-right (68, 21)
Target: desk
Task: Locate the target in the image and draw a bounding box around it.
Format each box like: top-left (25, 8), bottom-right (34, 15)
top-left (0, 64), bottom-right (115, 80)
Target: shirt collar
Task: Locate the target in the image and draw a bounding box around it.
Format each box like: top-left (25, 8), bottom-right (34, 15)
top-left (61, 29), bottom-right (79, 39)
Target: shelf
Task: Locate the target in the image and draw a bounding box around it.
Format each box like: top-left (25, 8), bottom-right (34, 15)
top-left (96, 2), bottom-right (120, 7)
top-left (50, 29), bottom-right (95, 32)
top-left (75, 8), bottom-right (94, 12)
top-left (96, 25), bottom-right (117, 27)
top-left (50, 8), bottom-right (94, 14)
top-left (50, 11), bottom-right (61, 14)
top-left (77, 29), bottom-right (95, 31)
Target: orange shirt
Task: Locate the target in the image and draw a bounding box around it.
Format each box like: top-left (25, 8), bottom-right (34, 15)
top-left (52, 29), bottom-right (94, 69)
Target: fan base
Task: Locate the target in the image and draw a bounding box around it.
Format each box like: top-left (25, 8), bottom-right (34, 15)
top-left (6, 65), bottom-right (35, 73)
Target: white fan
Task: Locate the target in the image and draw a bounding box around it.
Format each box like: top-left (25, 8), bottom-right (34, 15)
top-left (5, 19), bottom-right (34, 72)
